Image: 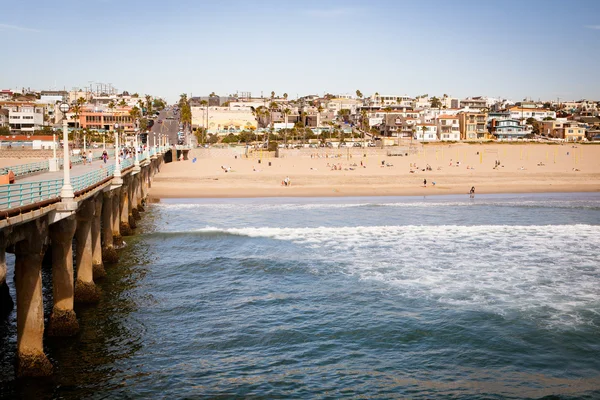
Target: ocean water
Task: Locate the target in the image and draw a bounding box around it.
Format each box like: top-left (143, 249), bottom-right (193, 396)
top-left (1, 193), bottom-right (600, 399)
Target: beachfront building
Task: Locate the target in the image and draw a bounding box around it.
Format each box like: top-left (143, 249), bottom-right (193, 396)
top-left (560, 121), bottom-right (587, 141)
top-left (538, 119), bottom-right (565, 138)
top-left (191, 106), bottom-right (257, 135)
top-left (413, 123), bottom-right (438, 142)
top-left (458, 111), bottom-right (488, 140)
top-left (436, 115), bottom-right (460, 141)
top-left (493, 119), bottom-right (530, 140)
top-left (508, 107), bottom-right (556, 121)
top-left (487, 111), bottom-right (511, 136)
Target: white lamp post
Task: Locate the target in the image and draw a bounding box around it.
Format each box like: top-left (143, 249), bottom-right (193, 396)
top-left (113, 123), bottom-right (122, 184)
top-left (49, 131), bottom-right (59, 171)
top-left (134, 125), bottom-right (140, 169)
top-left (58, 102), bottom-right (74, 199)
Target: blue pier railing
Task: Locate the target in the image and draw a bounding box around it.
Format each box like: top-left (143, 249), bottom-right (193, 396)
top-left (0, 179), bottom-right (62, 210)
top-left (0, 160), bottom-right (50, 177)
top-left (0, 147), bottom-right (167, 212)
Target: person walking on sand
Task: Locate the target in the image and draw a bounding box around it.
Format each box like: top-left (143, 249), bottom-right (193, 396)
top-left (423, 178), bottom-right (427, 187)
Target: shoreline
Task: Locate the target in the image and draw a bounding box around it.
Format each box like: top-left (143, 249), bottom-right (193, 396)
top-left (148, 184), bottom-right (600, 200)
top-left (148, 143), bottom-right (600, 200)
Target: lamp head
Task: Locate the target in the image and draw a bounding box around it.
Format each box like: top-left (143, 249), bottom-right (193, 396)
top-left (59, 102), bottom-right (70, 113)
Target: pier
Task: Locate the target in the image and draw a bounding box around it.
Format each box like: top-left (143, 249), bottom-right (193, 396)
top-left (0, 145), bottom-right (176, 377)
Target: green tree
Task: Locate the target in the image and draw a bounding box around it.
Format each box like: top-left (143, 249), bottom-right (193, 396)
top-left (118, 99), bottom-right (127, 107)
top-left (153, 98), bottom-right (166, 110)
top-left (356, 89), bottom-right (363, 99)
top-left (129, 106), bottom-right (142, 129)
top-left (0, 126), bottom-right (10, 135)
top-left (145, 95), bottom-right (153, 116)
top-left (430, 96), bottom-right (442, 109)
top-left (283, 93), bottom-right (288, 100)
top-left (338, 109), bottom-right (351, 123)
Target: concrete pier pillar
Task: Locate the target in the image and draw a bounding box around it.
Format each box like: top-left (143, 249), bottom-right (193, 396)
top-left (138, 170), bottom-right (146, 211)
top-left (102, 191), bottom-right (118, 263)
top-left (75, 200), bottom-right (100, 303)
top-left (112, 189), bottom-right (122, 244)
top-left (131, 175), bottom-right (141, 221)
top-left (0, 232), bottom-right (13, 318)
top-left (48, 217), bottom-right (79, 336)
top-left (14, 219), bottom-right (52, 377)
top-left (146, 167), bottom-right (152, 189)
top-left (120, 183), bottom-right (133, 236)
top-left (91, 194), bottom-right (106, 280)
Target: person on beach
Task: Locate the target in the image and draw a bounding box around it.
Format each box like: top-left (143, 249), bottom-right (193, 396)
top-left (87, 150), bottom-right (93, 165)
top-left (470, 186), bottom-right (475, 198)
top-left (424, 178), bottom-right (427, 187)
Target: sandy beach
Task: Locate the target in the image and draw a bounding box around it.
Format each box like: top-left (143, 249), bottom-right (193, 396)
top-left (148, 143), bottom-right (600, 198)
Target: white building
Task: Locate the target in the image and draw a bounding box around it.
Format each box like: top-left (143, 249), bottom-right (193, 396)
top-left (508, 107), bottom-right (556, 121)
top-left (191, 106), bottom-right (257, 135)
top-left (436, 115), bottom-right (461, 141)
top-left (413, 123), bottom-right (438, 142)
top-left (5, 103), bottom-right (45, 132)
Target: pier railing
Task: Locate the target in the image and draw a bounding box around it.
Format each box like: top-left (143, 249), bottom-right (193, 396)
top-left (0, 148), bottom-right (164, 212)
top-left (0, 160), bottom-right (50, 177)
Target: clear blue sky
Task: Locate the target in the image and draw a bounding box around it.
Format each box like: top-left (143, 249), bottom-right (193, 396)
top-left (1, 0), bottom-right (599, 104)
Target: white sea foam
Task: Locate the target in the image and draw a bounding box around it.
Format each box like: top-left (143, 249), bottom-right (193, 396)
top-left (191, 224), bottom-right (600, 328)
top-left (156, 199), bottom-right (600, 212)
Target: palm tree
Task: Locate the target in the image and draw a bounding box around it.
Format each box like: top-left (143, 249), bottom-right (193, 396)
top-left (356, 89), bottom-right (363, 99)
top-left (283, 93), bottom-right (288, 101)
top-left (421, 125), bottom-right (427, 141)
top-left (71, 97), bottom-right (85, 146)
top-left (118, 99), bottom-right (127, 107)
top-left (317, 105), bottom-right (324, 128)
top-left (129, 106), bottom-right (142, 128)
top-left (282, 108), bottom-right (291, 144)
top-left (145, 95), bottom-right (153, 116)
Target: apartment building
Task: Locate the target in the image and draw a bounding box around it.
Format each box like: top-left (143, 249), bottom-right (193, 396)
top-left (369, 94), bottom-right (413, 107)
top-left (458, 112), bottom-right (488, 140)
top-left (493, 119), bottom-right (530, 140)
top-left (538, 120), bottom-right (564, 138)
top-left (1, 102), bottom-right (45, 133)
top-left (560, 122), bottom-right (587, 141)
top-left (508, 107), bottom-right (556, 121)
top-left (460, 97), bottom-right (487, 109)
top-left (78, 107), bottom-right (136, 132)
top-left (191, 106), bottom-right (257, 135)
top-left (413, 123), bottom-right (438, 142)
top-left (436, 115), bottom-right (460, 141)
